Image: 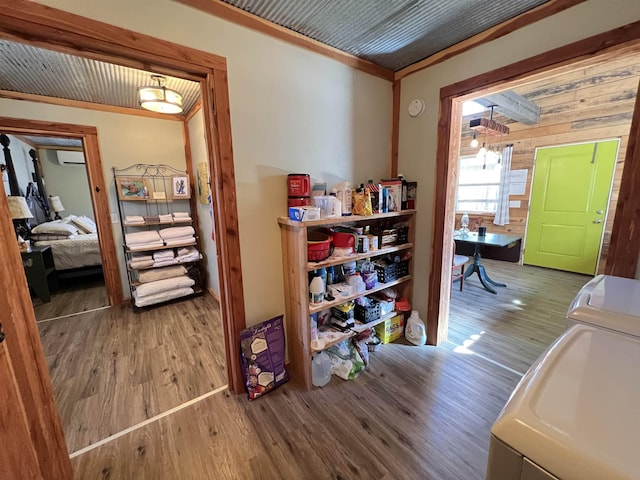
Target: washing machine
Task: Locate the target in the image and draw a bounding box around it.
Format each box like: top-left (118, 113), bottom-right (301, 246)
top-left (486, 324), bottom-right (640, 480)
top-left (567, 274), bottom-right (640, 338)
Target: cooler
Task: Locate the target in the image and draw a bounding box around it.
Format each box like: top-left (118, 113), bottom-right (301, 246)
top-left (567, 274), bottom-right (640, 338)
top-left (487, 325), bottom-right (640, 480)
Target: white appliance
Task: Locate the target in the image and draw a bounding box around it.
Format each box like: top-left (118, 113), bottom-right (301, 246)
top-left (567, 274), bottom-right (640, 338)
top-left (487, 325), bottom-right (640, 480)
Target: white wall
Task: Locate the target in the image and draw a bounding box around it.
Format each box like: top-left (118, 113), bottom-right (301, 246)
top-left (36, 0), bottom-right (393, 326)
top-left (397, 0), bottom-right (640, 319)
top-left (0, 98), bottom-right (187, 297)
top-left (39, 149), bottom-right (94, 220)
top-left (187, 109), bottom-right (220, 296)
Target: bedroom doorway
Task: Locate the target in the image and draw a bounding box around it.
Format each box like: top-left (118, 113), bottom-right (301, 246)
top-left (3, 132), bottom-right (110, 321)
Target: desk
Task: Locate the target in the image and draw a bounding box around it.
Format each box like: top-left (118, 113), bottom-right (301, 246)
top-left (454, 232), bottom-right (521, 294)
top-left (21, 245), bottom-right (57, 303)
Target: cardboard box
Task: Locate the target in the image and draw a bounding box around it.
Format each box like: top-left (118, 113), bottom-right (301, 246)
top-left (380, 179), bottom-right (402, 212)
top-left (288, 206), bottom-right (321, 222)
top-left (375, 314), bottom-right (405, 344)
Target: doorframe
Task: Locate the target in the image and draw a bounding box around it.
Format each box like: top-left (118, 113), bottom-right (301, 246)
top-left (428, 22), bottom-right (640, 344)
top-left (0, 4), bottom-right (247, 472)
top-left (0, 119), bottom-right (123, 307)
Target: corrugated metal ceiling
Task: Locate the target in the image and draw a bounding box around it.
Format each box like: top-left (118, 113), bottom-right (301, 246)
top-left (0, 40), bottom-right (200, 113)
top-left (223, 0), bottom-right (550, 71)
top-left (22, 136), bottom-right (83, 149)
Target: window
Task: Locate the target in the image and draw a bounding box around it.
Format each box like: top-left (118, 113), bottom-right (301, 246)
top-left (456, 155), bottom-right (502, 213)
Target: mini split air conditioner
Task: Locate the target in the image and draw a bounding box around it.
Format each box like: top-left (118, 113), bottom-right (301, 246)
top-left (55, 150), bottom-right (86, 165)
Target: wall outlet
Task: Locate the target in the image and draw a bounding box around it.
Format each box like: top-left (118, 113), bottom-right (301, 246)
top-left (110, 213), bottom-right (119, 224)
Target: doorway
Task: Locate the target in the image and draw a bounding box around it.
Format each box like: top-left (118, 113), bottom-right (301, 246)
top-left (525, 140), bottom-right (618, 275)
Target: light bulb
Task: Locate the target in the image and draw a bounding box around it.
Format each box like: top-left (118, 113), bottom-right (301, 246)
top-left (470, 132), bottom-right (478, 148)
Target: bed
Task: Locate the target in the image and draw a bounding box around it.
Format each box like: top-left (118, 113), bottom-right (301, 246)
top-left (33, 233), bottom-right (102, 271)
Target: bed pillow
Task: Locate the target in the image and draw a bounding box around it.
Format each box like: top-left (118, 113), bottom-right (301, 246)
top-left (32, 221), bottom-right (78, 236)
top-left (71, 215), bottom-right (97, 234)
top-left (30, 233), bottom-right (78, 241)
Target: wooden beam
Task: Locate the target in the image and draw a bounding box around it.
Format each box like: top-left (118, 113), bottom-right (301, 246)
top-left (391, 80), bottom-right (401, 177)
top-left (395, 0), bottom-right (586, 80)
top-left (174, 0), bottom-right (394, 82)
top-left (475, 91), bottom-right (541, 125)
top-left (429, 23), bottom-right (640, 345)
top-left (184, 98), bottom-right (203, 124)
top-left (0, 90), bottom-right (184, 122)
top-left (35, 145), bottom-right (84, 152)
top-left (605, 77), bottom-right (640, 278)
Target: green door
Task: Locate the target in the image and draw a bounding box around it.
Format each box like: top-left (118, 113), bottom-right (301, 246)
top-left (524, 140), bottom-right (617, 275)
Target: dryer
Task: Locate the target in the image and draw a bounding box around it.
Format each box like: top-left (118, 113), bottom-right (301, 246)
top-left (487, 325), bottom-right (640, 480)
top-left (567, 274), bottom-right (640, 338)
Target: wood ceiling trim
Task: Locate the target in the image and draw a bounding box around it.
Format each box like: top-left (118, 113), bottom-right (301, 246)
top-left (0, 2), bottom-right (226, 77)
top-left (395, 0), bottom-right (586, 81)
top-left (428, 21), bottom-right (640, 346)
top-left (174, 0), bottom-right (395, 82)
top-left (391, 80), bottom-right (401, 178)
top-left (0, 90), bottom-right (185, 122)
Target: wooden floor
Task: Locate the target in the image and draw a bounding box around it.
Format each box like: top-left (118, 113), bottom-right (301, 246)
top-left (448, 259), bottom-right (591, 373)
top-left (32, 274), bottom-right (109, 322)
top-left (37, 293), bottom-right (227, 453)
top-left (68, 262), bottom-right (588, 479)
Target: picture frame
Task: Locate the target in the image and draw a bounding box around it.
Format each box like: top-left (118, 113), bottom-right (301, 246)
top-left (116, 177), bottom-right (149, 201)
top-left (172, 175), bottom-right (190, 199)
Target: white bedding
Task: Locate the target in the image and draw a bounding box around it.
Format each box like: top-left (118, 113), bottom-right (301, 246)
top-left (133, 287), bottom-right (195, 307)
top-left (34, 233), bottom-right (102, 270)
top-left (134, 275), bottom-right (195, 297)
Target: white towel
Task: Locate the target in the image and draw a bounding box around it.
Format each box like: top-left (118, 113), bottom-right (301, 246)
top-left (129, 241), bottom-right (164, 251)
top-left (125, 215), bottom-right (145, 224)
top-left (178, 252), bottom-right (202, 263)
top-left (159, 214), bottom-right (173, 223)
top-left (152, 259), bottom-right (179, 268)
top-left (177, 246), bottom-right (198, 257)
top-left (138, 265), bottom-right (188, 284)
top-left (134, 275), bottom-right (195, 297)
top-left (153, 250), bottom-right (175, 261)
top-left (131, 253), bottom-right (153, 262)
top-left (159, 226), bottom-right (195, 240)
top-left (125, 230), bottom-right (161, 245)
top-left (133, 287), bottom-right (194, 307)
top-left (165, 236), bottom-right (195, 247)
top-left (173, 212), bottom-right (190, 218)
top-left (129, 259), bottom-right (154, 269)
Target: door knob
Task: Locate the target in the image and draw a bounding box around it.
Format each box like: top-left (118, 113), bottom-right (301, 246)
top-left (0, 323), bottom-right (5, 344)
top-left (593, 219), bottom-right (602, 224)
top-left (596, 210), bottom-right (603, 214)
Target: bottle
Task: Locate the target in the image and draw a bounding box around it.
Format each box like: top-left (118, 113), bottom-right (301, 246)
top-left (342, 182), bottom-right (352, 216)
top-left (309, 271), bottom-right (325, 305)
top-left (312, 351), bottom-right (332, 387)
top-left (330, 189), bottom-right (342, 217)
top-left (398, 174), bottom-right (408, 210)
top-left (405, 310), bottom-right (427, 346)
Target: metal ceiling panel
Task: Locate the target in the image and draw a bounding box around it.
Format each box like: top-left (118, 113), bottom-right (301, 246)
top-left (223, 0), bottom-right (550, 71)
top-left (23, 136), bottom-right (83, 148)
top-left (0, 40), bottom-right (200, 113)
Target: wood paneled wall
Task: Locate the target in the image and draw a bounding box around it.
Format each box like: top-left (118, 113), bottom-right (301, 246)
top-left (457, 54), bottom-right (639, 272)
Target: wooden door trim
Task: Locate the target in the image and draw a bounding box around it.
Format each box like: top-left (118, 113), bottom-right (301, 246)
top-left (429, 22), bottom-right (640, 344)
top-left (0, 182), bottom-right (72, 477)
top-left (0, 118), bottom-right (124, 307)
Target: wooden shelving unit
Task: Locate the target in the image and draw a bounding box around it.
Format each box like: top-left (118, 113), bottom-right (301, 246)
top-left (278, 209), bottom-right (415, 389)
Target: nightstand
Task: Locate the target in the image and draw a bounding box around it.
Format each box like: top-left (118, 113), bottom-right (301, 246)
top-left (21, 245), bottom-right (57, 303)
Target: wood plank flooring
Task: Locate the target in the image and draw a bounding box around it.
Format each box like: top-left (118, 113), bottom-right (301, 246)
top-left (37, 293), bottom-right (226, 453)
top-left (448, 259), bottom-right (590, 373)
top-left (68, 262), bottom-right (588, 479)
top-left (32, 274), bottom-right (109, 321)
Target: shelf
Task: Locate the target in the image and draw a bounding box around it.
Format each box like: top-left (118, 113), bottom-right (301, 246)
top-left (312, 330), bottom-right (355, 353)
top-left (126, 240), bottom-right (197, 253)
top-left (309, 275), bottom-right (412, 314)
top-left (124, 219), bottom-right (192, 227)
top-left (128, 258), bottom-right (200, 272)
top-left (278, 209), bottom-right (416, 228)
top-left (307, 242), bottom-right (412, 271)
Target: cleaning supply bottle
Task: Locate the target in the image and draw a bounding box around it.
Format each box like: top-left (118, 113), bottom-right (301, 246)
top-left (312, 351), bottom-right (332, 387)
top-left (309, 271), bottom-right (325, 305)
top-left (405, 310), bottom-right (426, 346)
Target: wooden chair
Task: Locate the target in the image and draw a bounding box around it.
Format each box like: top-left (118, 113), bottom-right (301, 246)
top-left (452, 240), bottom-right (469, 294)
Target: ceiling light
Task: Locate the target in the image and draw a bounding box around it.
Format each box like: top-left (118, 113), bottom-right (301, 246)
top-left (138, 75), bottom-right (183, 114)
top-left (469, 105), bottom-right (509, 136)
top-left (470, 132), bottom-right (479, 148)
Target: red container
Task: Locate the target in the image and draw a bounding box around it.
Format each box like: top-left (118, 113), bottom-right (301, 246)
top-left (288, 196), bottom-right (310, 207)
top-left (288, 173), bottom-right (310, 197)
top-left (307, 231), bottom-right (333, 262)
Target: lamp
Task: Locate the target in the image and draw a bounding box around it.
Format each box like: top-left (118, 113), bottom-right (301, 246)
top-left (138, 75), bottom-right (183, 114)
top-left (472, 105), bottom-right (507, 169)
top-left (49, 195), bottom-right (65, 220)
top-left (470, 132), bottom-right (479, 148)
top-left (7, 196), bottom-right (34, 240)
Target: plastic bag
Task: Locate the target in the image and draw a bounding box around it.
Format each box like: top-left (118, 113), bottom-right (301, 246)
top-left (352, 186), bottom-right (373, 216)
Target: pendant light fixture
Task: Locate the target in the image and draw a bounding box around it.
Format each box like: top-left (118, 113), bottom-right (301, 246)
top-left (470, 132), bottom-right (479, 148)
top-left (138, 75), bottom-right (183, 114)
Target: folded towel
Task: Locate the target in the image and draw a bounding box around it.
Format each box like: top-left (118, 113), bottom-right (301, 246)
top-left (138, 265), bottom-right (188, 284)
top-left (165, 236), bottom-right (195, 247)
top-left (153, 259), bottom-right (179, 268)
top-left (153, 250), bottom-right (175, 261)
top-left (125, 230), bottom-right (161, 245)
top-left (131, 253), bottom-right (153, 262)
top-left (129, 241), bottom-right (164, 251)
top-left (159, 214), bottom-right (173, 223)
top-left (173, 212), bottom-right (190, 218)
top-left (172, 216), bottom-right (192, 223)
top-left (177, 246), bottom-right (198, 257)
top-left (129, 259), bottom-right (154, 269)
top-left (144, 216), bottom-right (159, 223)
top-left (159, 226), bottom-right (195, 240)
top-left (125, 215), bottom-right (145, 223)
top-left (134, 275), bottom-right (195, 298)
top-left (177, 252), bottom-right (202, 263)
top-left (133, 287), bottom-right (194, 307)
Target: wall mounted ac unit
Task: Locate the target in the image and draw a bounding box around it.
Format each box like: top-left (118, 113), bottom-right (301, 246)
top-left (56, 150), bottom-right (85, 165)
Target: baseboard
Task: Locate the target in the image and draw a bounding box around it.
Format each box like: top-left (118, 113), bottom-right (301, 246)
top-left (207, 288), bottom-right (220, 303)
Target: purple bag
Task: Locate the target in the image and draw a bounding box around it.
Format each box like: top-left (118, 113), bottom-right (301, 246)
top-left (240, 315), bottom-right (290, 400)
